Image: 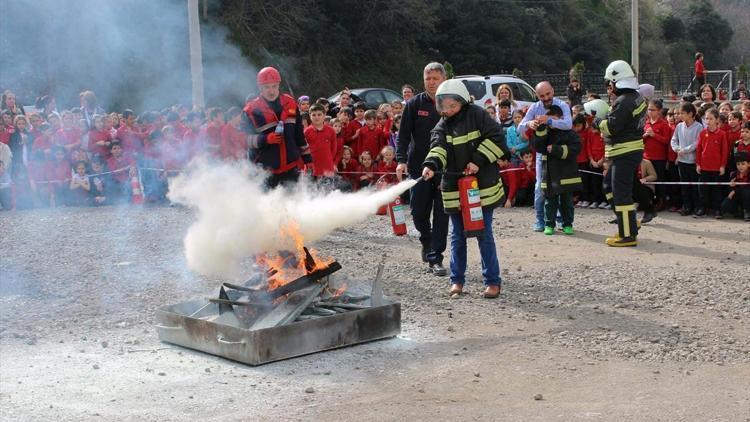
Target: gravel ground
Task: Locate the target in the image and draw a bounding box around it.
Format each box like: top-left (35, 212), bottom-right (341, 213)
top-left (1, 204), bottom-right (749, 421)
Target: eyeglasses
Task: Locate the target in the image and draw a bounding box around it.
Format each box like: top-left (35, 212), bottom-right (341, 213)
top-left (647, 108), bottom-right (658, 112)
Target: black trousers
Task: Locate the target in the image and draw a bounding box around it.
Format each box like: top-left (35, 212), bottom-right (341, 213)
top-left (265, 168), bottom-right (300, 190)
top-left (603, 152), bottom-right (641, 238)
top-left (721, 187), bottom-right (750, 216)
top-left (633, 182), bottom-right (655, 213)
top-left (650, 159), bottom-right (667, 203)
top-left (677, 162), bottom-right (700, 211)
top-left (410, 175), bottom-right (449, 265)
top-left (699, 171), bottom-right (722, 211)
top-left (666, 161), bottom-right (681, 207)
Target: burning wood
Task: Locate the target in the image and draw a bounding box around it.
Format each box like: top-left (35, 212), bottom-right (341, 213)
top-left (155, 246), bottom-right (401, 365)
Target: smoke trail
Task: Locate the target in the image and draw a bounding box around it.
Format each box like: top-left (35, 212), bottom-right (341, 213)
top-left (168, 160), bottom-right (417, 278)
top-left (0, 0), bottom-right (256, 110)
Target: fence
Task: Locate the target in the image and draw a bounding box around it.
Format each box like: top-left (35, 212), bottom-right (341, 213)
top-left (522, 70), bottom-right (740, 98)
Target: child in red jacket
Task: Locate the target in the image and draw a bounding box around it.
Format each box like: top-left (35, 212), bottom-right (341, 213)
top-left (354, 110), bottom-right (386, 162)
top-left (586, 125), bottom-right (607, 208)
top-left (220, 107), bottom-right (247, 161)
top-left (498, 156), bottom-right (522, 208)
top-left (47, 146), bottom-right (72, 207)
top-left (337, 145), bottom-right (359, 190)
top-left (572, 114), bottom-right (591, 207)
top-left (516, 149), bottom-right (536, 206)
top-left (696, 108), bottom-right (727, 217)
top-left (88, 115), bottom-right (112, 159)
top-left (55, 111), bottom-right (82, 155)
top-left (735, 122), bottom-right (750, 157)
top-left (719, 151), bottom-right (750, 221)
top-left (377, 145), bottom-right (398, 185)
top-left (304, 104), bottom-right (338, 178)
top-left (357, 150), bottom-right (377, 188)
top-left (643, 100), bottom-right (672, 208)
top-left (331, 118), bottom-right (345, 165)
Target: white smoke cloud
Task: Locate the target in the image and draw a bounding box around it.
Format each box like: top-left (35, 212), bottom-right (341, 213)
top-left (168, 160), bottom-right (417, 278)
top-left (0, 0), bottom-right (256, 110)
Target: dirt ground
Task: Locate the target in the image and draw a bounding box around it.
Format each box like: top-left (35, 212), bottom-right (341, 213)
top-left (1, 204), bottom-right (748, 421)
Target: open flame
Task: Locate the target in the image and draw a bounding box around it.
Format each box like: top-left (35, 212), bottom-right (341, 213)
top-left (255, 221), bottom-right (334, 291)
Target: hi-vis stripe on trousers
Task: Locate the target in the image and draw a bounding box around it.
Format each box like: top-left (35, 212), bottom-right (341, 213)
top-left (603, 152), bottom-right (642, 239)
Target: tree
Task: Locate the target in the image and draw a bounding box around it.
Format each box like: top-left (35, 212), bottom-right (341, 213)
top-left (683, 0), bottom-right (733, 60)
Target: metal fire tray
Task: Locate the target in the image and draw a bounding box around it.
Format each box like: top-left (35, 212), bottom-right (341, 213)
top-left (155, 298), bottom-right (401, 366)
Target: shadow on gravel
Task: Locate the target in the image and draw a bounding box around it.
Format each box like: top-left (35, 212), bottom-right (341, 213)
top-left (567, 230), bottom-right (742, 263)
top-left (649, 222), bottom-right (748, 242)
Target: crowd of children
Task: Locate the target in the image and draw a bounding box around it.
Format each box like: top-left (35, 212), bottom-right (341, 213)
top-left (1, 85), bottom-right (748, 222)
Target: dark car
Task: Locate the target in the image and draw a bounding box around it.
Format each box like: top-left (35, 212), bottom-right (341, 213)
top-left (327, 88), bottom-right (403, 110)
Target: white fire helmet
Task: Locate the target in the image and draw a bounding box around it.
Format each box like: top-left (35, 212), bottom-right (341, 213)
top-left (583, 99), bottom-right (610, 118)
top-left (605, 60), bottom-right (639, 90)
top-left (435, 79), bottom-right (471, 113)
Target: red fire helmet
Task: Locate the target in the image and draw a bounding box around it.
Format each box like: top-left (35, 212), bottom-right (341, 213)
top-left (257, 67), bottom-right (281, 86)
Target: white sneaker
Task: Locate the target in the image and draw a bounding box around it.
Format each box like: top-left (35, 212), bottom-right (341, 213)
top-left (588, 202), bottom-right (599, 209)
top-left (579, 201), bottom-right (590, 208)
top-left (598, 202), bottom-right (609, 209)
top-left (603, 203), bottom-right (612, 210)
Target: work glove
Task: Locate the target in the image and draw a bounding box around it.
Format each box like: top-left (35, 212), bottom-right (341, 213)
top-left (266, 132), bottom-right (282, 145)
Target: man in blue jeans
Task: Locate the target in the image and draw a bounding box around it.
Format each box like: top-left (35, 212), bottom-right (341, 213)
top-left (518, 81), bottom-right (573, 232)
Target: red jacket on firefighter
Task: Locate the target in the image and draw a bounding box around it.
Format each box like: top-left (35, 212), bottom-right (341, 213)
top-left (242, 93), bottom-right (312, 174)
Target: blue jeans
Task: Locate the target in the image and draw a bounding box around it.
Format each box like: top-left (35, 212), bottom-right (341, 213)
top-left (449, 208), bottom-right (501, 287)
top-left (534, 153), bottom-right (544, 226)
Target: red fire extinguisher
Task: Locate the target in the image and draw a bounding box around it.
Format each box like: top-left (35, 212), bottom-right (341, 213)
top-left (458, 176), bottom-right (484, 237)
top-left (130, 171), bottom-right (144, 205)
top-left (388, 196), bottom-right (407, 236)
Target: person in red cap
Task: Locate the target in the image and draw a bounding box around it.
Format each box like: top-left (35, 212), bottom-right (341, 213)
top-left (242, 66), bottom-right (313, 188)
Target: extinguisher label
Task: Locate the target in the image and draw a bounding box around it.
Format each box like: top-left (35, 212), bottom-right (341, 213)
top-left (392, 205), bottom-right (406, 225)
top-left (469, 207), bottom-right (483, 222)
top-left (467, 188), bottom-right (481, 205)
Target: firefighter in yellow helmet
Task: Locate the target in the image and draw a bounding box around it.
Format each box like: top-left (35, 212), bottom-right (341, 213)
top-left (595, 60), bottom-right (647, 246)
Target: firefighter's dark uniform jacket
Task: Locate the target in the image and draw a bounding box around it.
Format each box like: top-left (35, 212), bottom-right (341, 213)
top-left (597, 89), bottom-right (646, 159)
top-left (423, 103), bottom-right (509, 214)
top-left (396, 92), bottom-right (442, 178)
top-left (242, 94), bottom-right (312, 174)
top-left (531, 125), bottom-right (583, 197)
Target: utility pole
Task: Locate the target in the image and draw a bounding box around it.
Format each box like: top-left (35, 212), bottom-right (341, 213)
top-left (631, 0), bottom-right (639, 75)
top-left (188, 0), bottom-right (205, 108)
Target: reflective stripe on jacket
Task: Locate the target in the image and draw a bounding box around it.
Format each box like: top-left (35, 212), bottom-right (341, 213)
top-left (597, 89), bottom-right (646, 159)
top-left (531, 125), bottom-right (583, 197)
top-left (242, 94), bottom-right (312, 174)
top-left (423, 104), bottom-right (509, 214)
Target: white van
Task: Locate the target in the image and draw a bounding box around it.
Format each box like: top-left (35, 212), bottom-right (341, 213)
top-left (455, 75), bottom-right (537, 109)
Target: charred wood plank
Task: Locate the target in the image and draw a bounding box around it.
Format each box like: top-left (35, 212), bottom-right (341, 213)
top-left (249, 282), bottom-right (327, 330)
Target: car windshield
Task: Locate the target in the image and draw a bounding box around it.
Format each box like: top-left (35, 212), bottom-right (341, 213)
top-left (491, 82), bottom-right (537, 103)
top-left (460, 81), bottom-right (488, 102)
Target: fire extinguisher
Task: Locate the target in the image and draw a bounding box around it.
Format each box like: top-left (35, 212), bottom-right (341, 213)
top-left (130, 170), bottom-right (144, 205)
top-left (388, 196), bottom-right (407, 236)
top-left (458, 176), bottom-right (484, 237)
